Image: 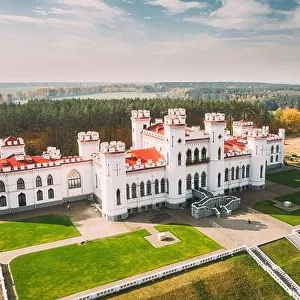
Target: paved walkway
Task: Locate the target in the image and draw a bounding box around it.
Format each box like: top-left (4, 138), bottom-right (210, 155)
top-left (58, 248), bottom-right (225, 300)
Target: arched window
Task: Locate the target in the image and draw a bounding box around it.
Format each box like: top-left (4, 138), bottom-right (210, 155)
top-left (47, 174), bottom-right (53, 185)
top-left (0, 181), bottom-right (5, 192)
top-left (194, 173), bottom-right (199, 190)
top-left (0, 195), bottom-right (7, 207)
top-left (225, 168), bottom-right (229, 182)
top-left (246, 165), bottom-right (250, 177)
top-left (132, 183), bottom-right (137, 198)
top-left (68, 170), bottom-right (81, 189)
top-left (116, 189), bottom-right (121, 205)
top-left (186, 174), bottom-right (192, 190)
top-left (161, 178), bottom-right (165, 193)
top-left (231, 167), bottom-right (235, 180)
top-left (242, 166), bottom-right (245, 178)
top-left (155, 179), bottom-right (159, 194)
top-left (140, 182), bottom-right (145, 197)
top-left (37, 190), bottom-right (43, 201)
top-left (36, 176), bottom-right (42, 187)
top-left (48, 188), bottom-right (54, 199)
top-left (186, 149), bottom-right (192, 164)
top-left (201, 172), bottom-right (206, 187)
top-left (270, 155), bottom-right (273, 163)
top-left (166, 179), bottom-right (169, 194)
top-left (126, 184), bottom-right (130, 199)
top-left (17, 178), bottom-right (25, 190)
top-left (260, 165), bottom-right (263, 178)
top-left (18, 193), bottom-right (26, 207)
top-left (218, 147), bottom-right (221, 160)
top-left (201, 147), bottom-right (206, 161)
top-left (236, 166), bottom-right (240, 179)
top-left (147, 180), bottom-right (151, 195)
top-left (194, 148), bottom-right (199, 162)
top-left (178, 180), bottom-right (182, 195)
top-left (276, 145), bottom-right (279, 153)
top-left (178, 153), bottom-right (182, 166)
top-left (218, 173), bottom-right (221, 187)
top-left (276, 154), bottom-right (279, 162)
top-left (271, 145), bottom-right (274, 154)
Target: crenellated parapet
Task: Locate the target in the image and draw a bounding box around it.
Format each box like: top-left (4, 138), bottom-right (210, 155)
top-left (100, 141), bottom-right (126, 153)
top-left (77, 131), bottom-right (99, 142)
top-left (205, 113), bottom-right (225, 122)
top-left (42, 147), bottom-right (62, 160)
top-left (164, 108), bottom-right (186, 125)
top-left (131, 110), bottom-right (150, 118)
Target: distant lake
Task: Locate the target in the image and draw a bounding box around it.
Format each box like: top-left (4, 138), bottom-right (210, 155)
top-left (55, 92), bottom-right (165, 100)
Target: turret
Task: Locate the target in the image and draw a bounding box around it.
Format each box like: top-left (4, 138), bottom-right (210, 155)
top-left (0, 136), bottom-right (25, 158)
top-left (204, 113), bottom-right (226, 195)
top-left (164, 108), bottom-right (187, 208)
top-left (247, 129), bottom-right (267, 190)
top-left (77, 131), bottom-right (100, 159)
top-left (131, 110), bottom-right (151, 149)
top-left (99, 141), bottom-right (128, 221)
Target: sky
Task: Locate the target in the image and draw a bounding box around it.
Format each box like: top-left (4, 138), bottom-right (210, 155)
top-left (1, 0), bottom-right (300, 83)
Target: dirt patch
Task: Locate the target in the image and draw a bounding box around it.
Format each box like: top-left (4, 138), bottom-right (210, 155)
top-left (285, 136), bottom-right (300, 166)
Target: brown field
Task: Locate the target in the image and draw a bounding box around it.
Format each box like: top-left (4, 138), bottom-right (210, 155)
top-left (284, 136), bottom-right (300, 166)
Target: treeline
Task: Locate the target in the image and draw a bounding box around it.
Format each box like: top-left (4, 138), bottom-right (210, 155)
top-left (0, 98), bottom-right (273, 156)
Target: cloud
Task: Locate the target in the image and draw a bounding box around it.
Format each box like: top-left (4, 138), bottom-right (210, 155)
top-left (184, 0), bottom-right (272, 30)
top-left (147, 0), bottom-right (206, 14)
top-left (0, 14), bottom-right (92, 27)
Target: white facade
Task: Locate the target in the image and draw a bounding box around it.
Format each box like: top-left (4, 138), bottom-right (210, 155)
top-left (0, 109), bottom-right (285, 220)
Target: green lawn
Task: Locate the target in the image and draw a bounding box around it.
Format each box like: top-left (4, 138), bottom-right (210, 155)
top-left (111, 253), bottom-right (291, 300)
top-left (0, 214), bottom-right (80, 252)
top-left (276, 191), bottom-right (300, 205)
top-left (261, 239), bottom-right (300, 284)
top-left (266, 170), bottom-right (300, 188)
top-left (10, 224), bottom-right (221, 300)
top-left (254, 200), bottom-right (300, 226)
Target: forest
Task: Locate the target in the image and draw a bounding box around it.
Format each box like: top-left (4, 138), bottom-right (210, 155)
top-left (0, 98), bottom-right (274, 156)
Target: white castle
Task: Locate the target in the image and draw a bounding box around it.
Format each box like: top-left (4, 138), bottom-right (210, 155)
top-left (0, 109), bottom-right (285, 220)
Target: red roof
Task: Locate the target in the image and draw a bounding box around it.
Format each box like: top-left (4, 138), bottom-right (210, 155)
top-left (224, 140), bottom-right (247, 153)
top-left (126, 148), bottom-right (164, 166)
top-left (0, 155), bottom-right (50, 169)
top-left (147, 123), bottom-right (164, 135)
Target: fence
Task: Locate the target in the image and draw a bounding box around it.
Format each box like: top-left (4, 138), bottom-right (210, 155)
top-left (247, 246), bottom-right (300, 300)
top-left (0, 265), bottom-right (8, 300)
top-left (75, 245), bottom-right (247, 300)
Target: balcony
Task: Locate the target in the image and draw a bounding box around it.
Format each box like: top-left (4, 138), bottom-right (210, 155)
top-left (186, 158), bottom-right (210, 165)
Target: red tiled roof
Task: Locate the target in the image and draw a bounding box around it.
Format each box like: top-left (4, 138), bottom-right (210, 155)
top-left (126, 148), bottom-right (164, 166)
top-left (224, 140), bottom-right (247, 153)
top-left (147, 123), bottom-right (164, 135)
top-left (0, 155), bottom-right (50, 169)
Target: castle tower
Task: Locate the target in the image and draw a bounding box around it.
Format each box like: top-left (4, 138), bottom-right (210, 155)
top-left (164, 108), bottom-right (187, 208)
top-left (131, 110), bottom-right (151, 149)
top-left (278, 128), bottom-right (285, 166)
top-left (0, 136), bottom-right (25, 158)
top-left (99, 141), bottom-right (128, 221)
top-left (247, 129), bottom-right (267, 190)
top-left (204, 113), bottom-right (226, 195)
top-left (77, 131), bottom-right (100, 158)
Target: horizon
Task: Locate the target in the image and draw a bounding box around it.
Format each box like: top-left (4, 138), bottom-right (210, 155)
top-left (1, 0), bottom-right (300, 83)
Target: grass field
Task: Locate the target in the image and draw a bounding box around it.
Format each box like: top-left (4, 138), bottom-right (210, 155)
top-left (261, 239), bottom-right (300, 284)
top-left (0, 214), bottom-right (80, 252)
top-left (110, 253), bottom-right (291, 300)
top-left (10, 224), bottom-right (221, 300)
top-left (266, 170), bottom-right (300, 188)
top-left (276, 191), bottom-right (300, 205)
top-left (254, 200), bottom-right (300, 226)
